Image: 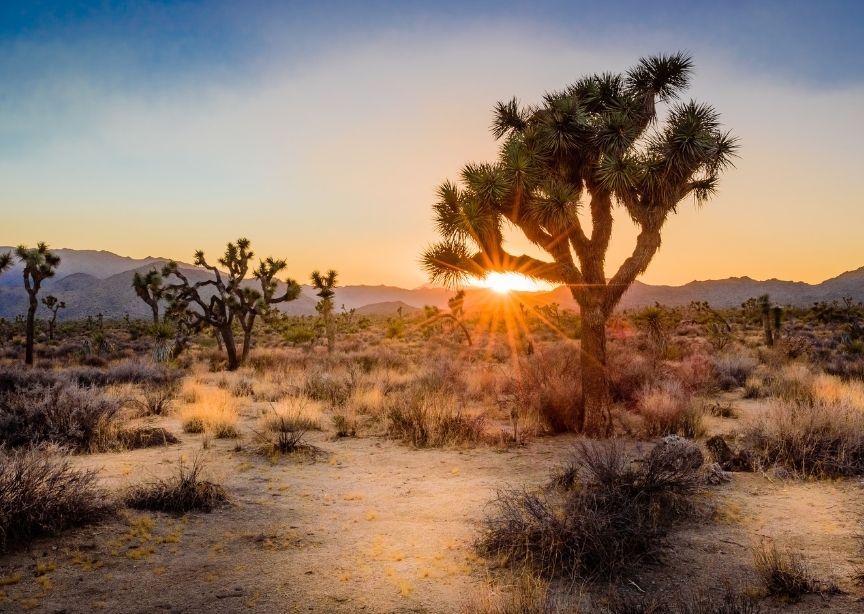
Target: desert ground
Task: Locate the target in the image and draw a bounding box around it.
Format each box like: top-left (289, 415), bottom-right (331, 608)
top-left (2, 300), bottom-right (864, 613)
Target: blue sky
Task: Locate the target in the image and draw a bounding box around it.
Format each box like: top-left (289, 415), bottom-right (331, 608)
top-left (1, 1), bottom-right (863, 286)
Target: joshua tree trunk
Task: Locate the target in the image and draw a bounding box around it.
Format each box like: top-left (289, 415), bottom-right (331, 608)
top-left (762, 313), bottom-right (774, 347)
top-left (48, 314), bottom-right (56, 341)
top-left (325, 313), bottom-right (335, 354)
top-left (25, 294), bottom-right (37, 366)
top-left (221, 325), bottom-right (239, 371)
top-left (149, 302), bottom-right (159, 325)
top-left (241, 321), bottom-right (254, 362)
top-left (575, 288), bottom-right (613, 436)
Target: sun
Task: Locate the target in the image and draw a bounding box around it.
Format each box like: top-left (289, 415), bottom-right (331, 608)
top-left (476, 272), bottom-right (552, 294)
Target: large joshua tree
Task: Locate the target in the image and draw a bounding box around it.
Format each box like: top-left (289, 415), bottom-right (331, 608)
top-left (311, 269), bottom-right (338, 354)
top-left (16, 243), bottom-right (61, 365)
top-left (422, 53), bottom-right (737, 434)
top-left (162, 239), bottom-right (300, 370)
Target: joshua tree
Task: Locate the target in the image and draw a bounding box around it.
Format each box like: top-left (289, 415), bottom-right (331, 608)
top-left (132, 269), bottom-right (164, 324)
top-left (16, 243), bottom-right (61, 365)
top-left (0, 252), bottom-right (11, 276)
top-left (757, 294), bottom-right (774, 347)
top-left (311, 269), bottom-right (338, 354)
top-left (422, 53), bottom-right (737, 434)
top-left (162, 238), bottom-right (300, 370)
top-left (41, 295), bottom-right (66, 340)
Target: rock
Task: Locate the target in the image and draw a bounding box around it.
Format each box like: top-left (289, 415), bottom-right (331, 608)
top-left (648, 435), bottom-right (704, 471)
top-left (702, 462), bottom-right (731, 485)
top-left (705, 435), bottom-right (753, 471)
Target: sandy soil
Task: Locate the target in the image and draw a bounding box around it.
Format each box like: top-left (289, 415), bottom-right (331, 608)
top-left (1, 397), bottom-right (864, 612)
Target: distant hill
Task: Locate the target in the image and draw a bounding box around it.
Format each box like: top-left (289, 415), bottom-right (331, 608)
top-left (0, 248), bottom-right (861, 320)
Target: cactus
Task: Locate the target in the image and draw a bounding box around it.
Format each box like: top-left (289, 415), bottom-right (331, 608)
top-left (311, 269), bottom-right (338, 354)
top-left (15, 243), bottom-right (61, 365)
top-left (41, 295), bottom-right (66, 341)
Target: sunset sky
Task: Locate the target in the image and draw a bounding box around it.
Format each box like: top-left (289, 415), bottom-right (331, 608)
top-left (1, 1), bottom-right (862, 288)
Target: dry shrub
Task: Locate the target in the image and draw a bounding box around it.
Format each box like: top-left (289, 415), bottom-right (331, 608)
top-left (511, 346), bottom-right (582, 432)
top-left (115, 427), bottom-right (180, 449)
top-left (763, 365), bottom-right (814, 405)
top-left (462, 574), bottom-right (551, 614)
top-left (349, 386), bottom-right (386, 416)
top-left (129, 383), bottom-right (177, 416)
top-left (124, 456), bottom-right (227, 514)
top-left (744, 400), bottom-right (864, 477)
top-left (386, 391), bottom-right (485, 448)
top-left (636, 381), bottom-right (704, 438)
top-left (66, 361), bottom-right (182, 388)
top-left (0, 382), bottom-right (120, 452)
top-left (478, 439), bottom-right (703, 580)
top-left (608, 348), bottom-right (657, 406)
top-left (0, 446), bottom-right (115, 550)
top-left (253, 410), bottom-right (321, 459)
top-left (303, 369), bottom-right (352, 406)
top-left (713, 352), bottom-right (758, 391)
top-left (231, 378), bottom-right (255, 398)
top-left (752, 539), bottom-right (833, 601)
top-left (600, 586), bottom-right (761, 613)
top-left (264, 397), bottom-right (323, 431)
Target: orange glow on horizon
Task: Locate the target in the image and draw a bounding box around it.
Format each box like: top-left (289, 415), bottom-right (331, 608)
top-left (470, 272), bottom-right (554, 295)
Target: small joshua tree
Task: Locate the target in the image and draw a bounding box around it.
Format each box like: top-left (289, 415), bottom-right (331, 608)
top-left (311, 269), bottom-right (338, 354)
top-left (132, 269), bottom-right (164, 324)
top-left (0, 252), bottom-right (11, 276)
top-left (162, 238), bottom-right (300, 370)
top-left (757, 294), bottom-right (774, 347)
top-left (16, 243), bottom-right (61, 365)
top-left (41, 295), bottom-right (66, 340)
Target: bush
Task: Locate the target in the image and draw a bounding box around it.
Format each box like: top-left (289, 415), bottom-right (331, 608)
top-left (129, 383), bottom-right (177, 416)
top-left (386, 391), bottom-right (485, 448)
top-left (0, 382), bottom-right (121, 452)
top-left (608, 348), bottom-right (656, 406)
top-left (752, 539), bottom-right (833, 602)
top-left (477, 439), bottom-right (703, 580)
top-left (0, 446), bottom-right (115, 551)
top-left (713, 352), bottom-right (758, 391)
top-left (511, 346), bottom-right (582, 432)
top-left (636, 381), bottom-right (704, 438)
top-left (744, 401), bottom-right (864, 477)
top-left (600, 586), bottom-right (761, 613)
top-left (124, 456), bottom-right (227, 514)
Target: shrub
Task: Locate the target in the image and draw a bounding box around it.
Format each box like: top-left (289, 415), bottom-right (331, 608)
top-left (0, 383), bottom-right (121, 452)
top-left (253, 413), bottom-right (320, 459)
top-left (477, 439), bottom-right (703, 580)
top-left (182, 416), bottom-right (205, 434)
top-left (600, 586), bottom-right (761, 613)
top-left (303, 370), bottom-right (351, 406)
top-left (511, 346), bottom-right (582, 432)
top-left (115, 427), bottom-right (180, 449)
top-left (752, 539), bottom-right (833, 602)
top-left (386, 391), bottom-right (485, 448)
top-left (0, 446), bottom-right (115, 550)
top-left (608, 348), bottom-right (656, 406)
top-left (129, 383), bottom-right (177, 416)
top-left (636, 381), bottom-right (703, 438)
top-left (743, 401), bottom-right (864, 477)
top-left (124, 456), bottom-right (227, 514)
top-left (713, 352), bottom-right (758, 391)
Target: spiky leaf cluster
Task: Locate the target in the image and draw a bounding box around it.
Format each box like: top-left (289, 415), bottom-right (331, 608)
top-left (422, 53), bottom-right (737, 296)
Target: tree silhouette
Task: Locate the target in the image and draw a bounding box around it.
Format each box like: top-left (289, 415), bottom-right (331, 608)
top-left (422, 53), bottom-right (737, 434)
top-left (311, 269), bottom-right (338, 354)
top-left (41, 295), bottom-right (66, 340)
top-left (162, 238), bottom-right (300, 370)
top-left (0, 252), bottom-right (11, 276)
top-left (16, 243), bottom-right (61, 365)
top-left (132, 269), bottom-right (164, 324)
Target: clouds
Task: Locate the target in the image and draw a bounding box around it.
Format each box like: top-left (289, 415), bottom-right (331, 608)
top-left (0, 7), bottom-right (862, 286)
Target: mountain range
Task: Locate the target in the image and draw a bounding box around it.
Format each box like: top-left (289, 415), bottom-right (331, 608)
top-left (0, 247), bottom-right (861, 320)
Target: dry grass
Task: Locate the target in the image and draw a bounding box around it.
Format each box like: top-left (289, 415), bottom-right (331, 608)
top-left (177, 386), bottom-right (241, 439)
top-left (744, 400), bottom-right (864, 477)
top-left (462, 575), bottom-right (552, 614)
top-left (262, 397), bottom-right (324, 432)
top-left (386, 391), bottom-right (486, 448)
top-left (636, 381), bottom-right (704, 438)
top-left (752, 539), bottom-right (834, 602)
top-left (124, 456), bottom-right (228, 514)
